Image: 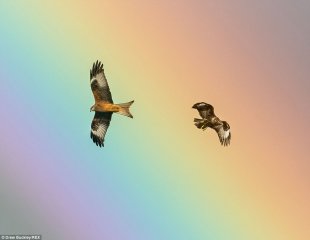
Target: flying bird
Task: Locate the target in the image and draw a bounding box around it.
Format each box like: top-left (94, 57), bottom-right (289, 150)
top-left (192, 102), bottom-right (231, 146)
top-left (89, 60), bottom-right (134, 147)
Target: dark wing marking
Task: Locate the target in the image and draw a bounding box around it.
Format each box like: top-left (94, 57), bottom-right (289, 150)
top-left (90, 60), bottom-right (113, 103)
top-left (214, 121), bottom-right (231, 146)
top-left (90, 112), bottom-right (113, 147)
top-left (199, 105), bottom-right (215, 119)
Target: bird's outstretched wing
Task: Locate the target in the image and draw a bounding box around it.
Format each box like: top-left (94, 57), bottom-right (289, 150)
top-left (90, 112), bottom-right (113, 147)
top-left (215, 122), bottom-right (231, 146)
top-left (90, 60), bottom-right (113, 103)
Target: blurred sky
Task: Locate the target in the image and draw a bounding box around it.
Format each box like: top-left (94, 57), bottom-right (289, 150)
top-left (0, 1), bottom-right (309, 240)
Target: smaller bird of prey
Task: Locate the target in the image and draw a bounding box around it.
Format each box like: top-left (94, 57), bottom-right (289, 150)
top-left (89, 60), bottom-right (134, 147)
top-left (192, 102), bottom-right (231, 146)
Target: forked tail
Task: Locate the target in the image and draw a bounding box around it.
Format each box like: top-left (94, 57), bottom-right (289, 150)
top-left (117, 100), bottom-right (134, 118)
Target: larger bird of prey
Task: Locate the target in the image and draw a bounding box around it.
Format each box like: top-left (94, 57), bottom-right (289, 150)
top-left (89, 60), bottom-right (134, 147)
top-left (192, 102), bottom-right (231, 146)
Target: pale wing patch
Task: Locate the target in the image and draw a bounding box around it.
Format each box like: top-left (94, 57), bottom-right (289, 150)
top-left (217, 127), bottom-right (231, 146)
top-left (91, 124), bottom-right (108, 139)
top-left (224, 129), bottom-right (230, 139)
top-left (90, 61), bottom-right (113, 103)
top-left (91, 72), bottom-right (107, 88)
top-left (90, 112), bottom-right (112, 147)
top-left (90, 77), bottom-right (96, 85)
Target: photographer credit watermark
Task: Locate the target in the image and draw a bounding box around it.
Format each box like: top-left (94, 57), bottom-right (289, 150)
top-left (0, 235), bottom-right (41, 240)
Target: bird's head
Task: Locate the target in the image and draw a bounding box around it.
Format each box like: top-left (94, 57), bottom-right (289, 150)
top-left (90, 105), bottom-right (95, 112)
top-left (192, 102), bottom-right (212, 110)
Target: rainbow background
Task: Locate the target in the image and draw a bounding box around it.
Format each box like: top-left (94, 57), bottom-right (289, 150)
top-left (1, 1), bottom-right (309, 239)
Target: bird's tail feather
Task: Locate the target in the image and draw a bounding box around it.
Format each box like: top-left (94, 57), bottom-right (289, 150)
top-left (117, 100), bottom-right (134, 118)
top-left (194, 118), bottom-right (208, 130)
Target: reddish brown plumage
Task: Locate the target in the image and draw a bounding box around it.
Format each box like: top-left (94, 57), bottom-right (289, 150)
top-left (89, 60), bottom-right (134, 147)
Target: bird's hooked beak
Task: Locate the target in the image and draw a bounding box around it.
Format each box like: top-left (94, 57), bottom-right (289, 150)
top-left (192, 104), bottom-right (197, 109)
top-left (90, 106), bottom-right (93, 112)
